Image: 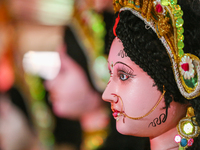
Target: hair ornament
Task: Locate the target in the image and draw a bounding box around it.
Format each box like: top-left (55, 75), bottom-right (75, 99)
top-left (113, 0), bottom-right (200, 99)
top-left (113, 13), bottom-right (120, 36)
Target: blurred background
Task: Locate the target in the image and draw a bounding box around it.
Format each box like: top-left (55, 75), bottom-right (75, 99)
top-left (0, 0), bottom-right (150, 150)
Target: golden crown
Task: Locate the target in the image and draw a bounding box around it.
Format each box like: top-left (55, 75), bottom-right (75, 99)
top-left (113, 0), bottom-right (200, 99)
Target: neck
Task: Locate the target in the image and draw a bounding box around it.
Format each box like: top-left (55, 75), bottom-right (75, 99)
top-left (150, 127), bottom-right (179, 150)
top-left (80, 91), bottom-right (110, 132)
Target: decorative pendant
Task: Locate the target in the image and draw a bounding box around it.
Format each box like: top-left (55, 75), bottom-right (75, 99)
top-left (175, 107), bottom-right (199, 149)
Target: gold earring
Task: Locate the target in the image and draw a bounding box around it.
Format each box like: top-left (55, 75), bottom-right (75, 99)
top-left (174, 106), bottom-right (199, 149)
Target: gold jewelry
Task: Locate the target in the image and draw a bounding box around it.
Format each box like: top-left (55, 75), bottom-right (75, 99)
top-left (113, 86), bottom-right (166, 120)
top-left (113, 0), bottom-right (200, 99)
top-left (175, 106), bottom-right (200, 149)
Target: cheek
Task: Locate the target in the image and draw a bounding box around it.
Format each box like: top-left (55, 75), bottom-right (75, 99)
top-left (119, 77), bottom-right (161, 117)
top-left (117, 100), bottom-right (167, 137)
top-left (116, 79), bottom-right (170, 136)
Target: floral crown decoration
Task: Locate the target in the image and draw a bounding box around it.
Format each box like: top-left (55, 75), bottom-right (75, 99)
top-left (113, 0), bottom-right (200, 100)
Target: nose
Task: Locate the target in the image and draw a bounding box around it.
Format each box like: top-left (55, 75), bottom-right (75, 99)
top-left (102, 78), bottom-right (118, 103)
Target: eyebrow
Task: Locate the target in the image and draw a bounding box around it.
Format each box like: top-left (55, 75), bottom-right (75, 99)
top-left (114, 61), bottom-right (133, 71)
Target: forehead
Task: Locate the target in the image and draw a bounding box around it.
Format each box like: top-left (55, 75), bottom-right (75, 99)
top-left (108, 37), bottom-right (132, 65)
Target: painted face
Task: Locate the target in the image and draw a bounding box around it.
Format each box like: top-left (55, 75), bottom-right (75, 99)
top-left (45, 46), bottom-right (99, 120)
top-left (102, 37), bottom-right (186, 138)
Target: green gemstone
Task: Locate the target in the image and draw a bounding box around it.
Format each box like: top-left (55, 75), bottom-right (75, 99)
top-left (191, 76), bottom-right (197, 86)
top-left (177, 27), bottom-right (184, 34)
top-left (183, 74), bottom-right (197, 88)
top-left (176, 18), bottom-right (184, 27)
top-left (161, 0), bottom-right (169, 6)
top-left (174, 5), bottom-right (181, 11)
top-left (171, 4), bottom-right (175, 9)
top-left (174, 10), bottom-right (183, 19)
top-left (178, 49), bottom-right (184, 57)
top-left (178, 34), bottom-right (184, 42)
top-left (171, 0), bottom-right (177, 5)
top-left (172, 5), bottom-right (181, 14)
top-left (178, 41), bottom-right (184, 49)
top-left (183, 122), bottom-right (194, 134)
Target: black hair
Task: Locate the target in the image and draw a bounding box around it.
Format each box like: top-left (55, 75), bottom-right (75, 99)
top-left (109, 0), bottom-right (200, 149)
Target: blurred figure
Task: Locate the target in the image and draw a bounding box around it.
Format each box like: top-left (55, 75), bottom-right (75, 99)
top-left (7, 0), bottom-right (73, 53)
top-left (45, 1), bottom-right (150, 150)
top-left (6, 0), bottom-right (82, 149)
top-left (0, 88), bottom-right (43, 150)
top-left (0, 1), bottom-right (14, 92)
top-left (0, 1), bottom-right (44, 150)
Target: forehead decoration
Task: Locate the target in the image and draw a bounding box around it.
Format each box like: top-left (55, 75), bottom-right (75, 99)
top-left (113, 0), bottom-right (200, 99)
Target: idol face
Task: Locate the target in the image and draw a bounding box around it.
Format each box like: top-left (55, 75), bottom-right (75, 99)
top-left (45, 47), bottom-right (98, 120)
top-left (102, 37), bottom-right (186, 138)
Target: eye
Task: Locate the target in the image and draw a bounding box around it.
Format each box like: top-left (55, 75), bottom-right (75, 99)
top-left (119, 73), bottom-right (129, 81)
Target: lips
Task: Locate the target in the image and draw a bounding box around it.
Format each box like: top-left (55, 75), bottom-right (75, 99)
top-left (112, 109), bottom-right (121, 117)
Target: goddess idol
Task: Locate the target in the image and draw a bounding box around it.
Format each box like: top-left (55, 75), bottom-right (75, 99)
top-left (102, 0), bottom-right (200, 149)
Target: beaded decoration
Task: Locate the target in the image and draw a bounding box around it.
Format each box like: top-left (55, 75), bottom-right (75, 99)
top-left (113, 0), bottom-right (200, 100)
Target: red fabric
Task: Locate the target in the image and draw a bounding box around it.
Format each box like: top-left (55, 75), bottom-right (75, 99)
top-left (113, 13), bottom-right (120, 37)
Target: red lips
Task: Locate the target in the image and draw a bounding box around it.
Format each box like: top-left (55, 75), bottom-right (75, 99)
top-left (112, 109), bottom-right (120, 117)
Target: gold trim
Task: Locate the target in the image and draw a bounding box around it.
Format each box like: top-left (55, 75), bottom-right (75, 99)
top-left (179, 54), bottom-right (200, 93)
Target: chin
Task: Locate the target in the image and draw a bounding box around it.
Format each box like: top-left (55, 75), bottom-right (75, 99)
top-left (116, 125), bottom-right (133, 136)
top-left (116, 125), bottom-right (144, 137)
top-left (116, 118), bottom-right (144, 137)
top-left (53, 105), bottom-right (80, 120)
top-left (64, 113), bottom-right (81, 120)
top-left (53, 106), bottom-right (66, 118)
top-left (115, 119), bottom-right (132, 135)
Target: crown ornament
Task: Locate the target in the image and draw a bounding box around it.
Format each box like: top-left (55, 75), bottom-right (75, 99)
top-left (113, 0), bottom-right (200, 99)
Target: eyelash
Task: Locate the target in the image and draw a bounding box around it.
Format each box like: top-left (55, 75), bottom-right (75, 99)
top-left (117, 66), bottom-right (136, 81)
